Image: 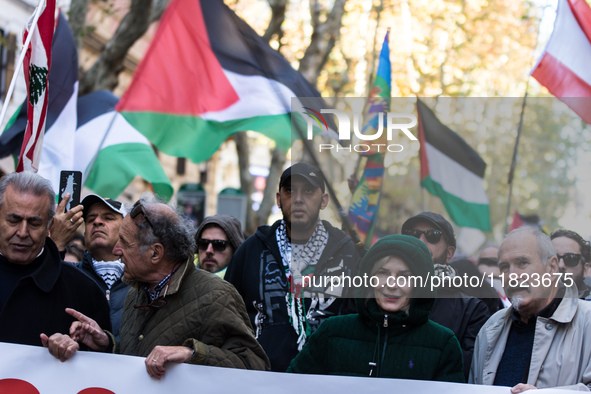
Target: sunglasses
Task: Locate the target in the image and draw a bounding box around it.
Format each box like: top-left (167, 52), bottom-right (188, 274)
top-left (403, 228), bottom-right (444, 244)
top-left (197, 238), bottom-right (229, 252)
top-left (557, 253), bottom-right (585, 267)
top-left (130, 201), bottom-right (154, 228)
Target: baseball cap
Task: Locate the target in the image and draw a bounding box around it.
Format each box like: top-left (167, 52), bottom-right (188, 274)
top-left (81, 194), bottom-right (127, 219)
top-left (401, 211), bottom-right (456, 248)
top-left (279, 162), bottom-right (326, 192)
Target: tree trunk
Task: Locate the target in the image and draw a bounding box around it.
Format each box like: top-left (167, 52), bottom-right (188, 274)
top-left (78, 0), bottom-right (153, 95)
top-left (233, 132), bottom-right (257, 235)
top-left (256, 147), bottom-right (286, 226)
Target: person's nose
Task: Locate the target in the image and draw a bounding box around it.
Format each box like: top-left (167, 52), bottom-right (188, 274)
top-left (206, 242), bottom-right (215, 254)
top-left (16, 221), bottom-right (28, 238)
top-left (419, 233), bottom-right (428, 245)
top-left (557, 256), bottom-right (566, 271)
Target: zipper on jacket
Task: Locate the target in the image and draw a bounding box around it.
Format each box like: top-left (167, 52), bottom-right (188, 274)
top-left (106, 289), bottom-right (110, 302)
top-left (383, 314), bottom-right (388, 327)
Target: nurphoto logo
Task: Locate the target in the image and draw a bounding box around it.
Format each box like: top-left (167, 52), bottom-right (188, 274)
top-left (303, 108), bottom-right (418, 153)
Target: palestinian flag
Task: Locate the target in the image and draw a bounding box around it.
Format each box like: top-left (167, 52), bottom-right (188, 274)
top-left (116, 0), bottom-right (332, 163)
top-left (75, 91), bottom-right (172, 200)
top-left (417, 99), bottom-right (491, 231)
top-left (17, 0), bottom-right (56, 172)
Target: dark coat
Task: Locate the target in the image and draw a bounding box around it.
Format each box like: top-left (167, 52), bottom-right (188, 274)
top-left (288, 235), bottom-right (464, 382)
top-left (0, 238), bottom-right (111, 347)
top-left (224, 219), bottom-right (360, 372)
top-left (74, 251), bottom-right (130, 340)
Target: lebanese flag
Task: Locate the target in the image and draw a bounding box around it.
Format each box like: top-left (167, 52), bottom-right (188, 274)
top-left (417, 99), bottom-right (491, 231)
top-left (117, 0), bottom-right (331, 163)
top-left (17, 0), bottom-right (56, 172)
top-left (531, 0), bottom-right (591, 124)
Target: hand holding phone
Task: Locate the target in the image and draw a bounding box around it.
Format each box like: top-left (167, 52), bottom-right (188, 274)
top-left (58, 170), bottom-right (82, 212)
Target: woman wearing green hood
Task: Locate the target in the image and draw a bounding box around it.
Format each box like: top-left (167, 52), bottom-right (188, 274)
top-left (287, 235), bottom-right (464, 382)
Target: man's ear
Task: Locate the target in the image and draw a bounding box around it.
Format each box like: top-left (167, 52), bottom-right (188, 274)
top-left (151, 243), bottom-right (164, 264)
top-left (320, 193), bottom-right (329, 210)
top-left (276, 192), bottom-right (281, 208)
top-left (547, 255), bottom-right (559, 274)
top-left (446, 245), bottom-right (456, 263)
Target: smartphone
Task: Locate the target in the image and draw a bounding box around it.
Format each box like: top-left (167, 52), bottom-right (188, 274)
top-left (58, 170), bottom-right (82, 212)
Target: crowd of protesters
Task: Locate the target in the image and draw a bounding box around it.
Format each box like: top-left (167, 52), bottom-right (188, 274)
top-left (1, 163), bottom-right (591, 392)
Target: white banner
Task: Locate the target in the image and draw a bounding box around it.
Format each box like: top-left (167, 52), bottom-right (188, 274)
top-left (0, 342), bottom-right (576, 394)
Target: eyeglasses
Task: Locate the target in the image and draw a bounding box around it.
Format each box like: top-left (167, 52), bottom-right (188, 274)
top-left (557, 253), bottom-right (584, 267)
top-left (130, 201), bottom-right (154, 228)
top-left (197, 238), bottom-right (229, 252)
top-left (403, 228), bottom-right (444, 244)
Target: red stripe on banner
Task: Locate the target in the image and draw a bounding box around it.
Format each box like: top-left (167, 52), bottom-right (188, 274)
top-left (417, 103), bottom-right (429, 181)
top-left (568, 0), bottom-right (591, 44)
top-left (116, 0), bottom-right (239, 115)
top-left (532, 52), bottom-right (591, 124)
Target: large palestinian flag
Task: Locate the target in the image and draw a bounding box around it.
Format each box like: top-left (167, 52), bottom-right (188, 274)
top-left (417, 99), bottom-right (491, 231)
top-left (117, 0), bottom-right (331, 163)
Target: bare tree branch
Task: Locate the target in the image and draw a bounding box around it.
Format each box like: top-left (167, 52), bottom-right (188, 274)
top-left (79, 0), bottom-right (153, 95)
top-left (262, 0), bottom-right (287, 43)
top-left (68, 0), bottom-right (90, 52)
top-left (150, 0), bottom-right (171, 23)
top-left (298, 0), bottom-right (347, 84)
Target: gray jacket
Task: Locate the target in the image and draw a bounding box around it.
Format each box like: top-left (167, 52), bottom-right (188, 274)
top-left (469, 284), bottom-right (591, 391)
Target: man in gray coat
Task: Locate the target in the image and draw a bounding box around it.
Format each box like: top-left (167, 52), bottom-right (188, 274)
top-left (469, 226), bottom-right (591, 392)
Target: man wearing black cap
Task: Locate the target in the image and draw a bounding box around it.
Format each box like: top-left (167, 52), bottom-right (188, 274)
top-left (51, 194), bottom-right (129, 340)
top-left (401, 211), bottom-right (490, 381)
top-left (225, 162), bottom-right (360, 372)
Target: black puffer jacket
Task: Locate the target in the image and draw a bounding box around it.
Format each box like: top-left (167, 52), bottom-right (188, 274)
top-left (225, 219), bottom-right (360, 372)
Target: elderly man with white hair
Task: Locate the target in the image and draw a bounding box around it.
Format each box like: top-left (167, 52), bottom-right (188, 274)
top-left (469, 226), bottom-right (591, 392)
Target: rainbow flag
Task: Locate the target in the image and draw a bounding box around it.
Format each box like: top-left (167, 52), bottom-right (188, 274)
top-left (348, 31), bottom-right (390, 248)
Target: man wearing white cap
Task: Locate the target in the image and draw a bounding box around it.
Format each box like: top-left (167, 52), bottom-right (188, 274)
top-left (52, 194), bottom-right (129, 340)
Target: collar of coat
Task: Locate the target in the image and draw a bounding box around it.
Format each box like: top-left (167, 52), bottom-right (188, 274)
top-left (123, 257), bottom-right (195, 296)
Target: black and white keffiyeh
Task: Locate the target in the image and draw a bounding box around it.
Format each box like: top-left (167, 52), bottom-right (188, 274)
top-left (276, 219), bottom-right (328, 350)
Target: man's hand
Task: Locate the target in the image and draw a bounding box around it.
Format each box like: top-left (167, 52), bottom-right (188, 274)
top-left (50, 194), bottom-right (84, 251)
top-left (145, 345), bottom-right (194, 380)
top-left (40, 333), bottom-right (79, 362)
top-left (67, 308), bottom-right (109, 351)
top-left (511, 383), bottom-right (538, 393)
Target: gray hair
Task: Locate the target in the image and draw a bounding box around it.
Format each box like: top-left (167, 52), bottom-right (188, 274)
top-left (131, 194), bottom-right (195, 264)
top-left (504, 226), bottom-right (556, 265)
top-left (0, 172), bottom-right (56, 228)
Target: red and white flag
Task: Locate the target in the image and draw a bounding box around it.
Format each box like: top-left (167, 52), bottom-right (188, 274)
top-left (531, 0), bottom-right (591, 124)
top-left (17, 0), bottom-right (56, 172)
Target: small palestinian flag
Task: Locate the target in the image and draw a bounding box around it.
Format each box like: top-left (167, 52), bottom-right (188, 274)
top-left (417, 99), bottom-right (491, 231)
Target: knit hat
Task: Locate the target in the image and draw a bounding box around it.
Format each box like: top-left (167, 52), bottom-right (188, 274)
top-left (195, 215), bottom-right (245, 252)
top-left (401, 211), bottom-right (456, 248)
top-left (357, 234), bottom-right (435, 299)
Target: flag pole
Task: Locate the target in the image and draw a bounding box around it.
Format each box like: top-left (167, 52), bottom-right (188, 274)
top-left (504, 90), bottom-right (528, 235)
top-left (0, 0), bottom-right (46, 128)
